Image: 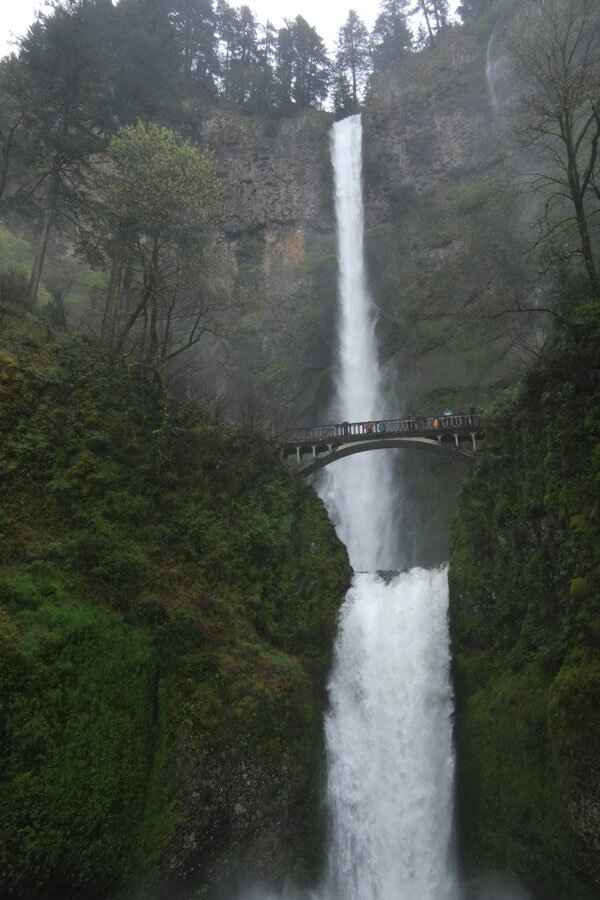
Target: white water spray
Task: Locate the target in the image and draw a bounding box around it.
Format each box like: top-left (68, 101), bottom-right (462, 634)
top-left (323, 570), bottom-right (456, 900)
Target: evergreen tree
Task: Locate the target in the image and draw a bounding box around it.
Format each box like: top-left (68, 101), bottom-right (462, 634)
top-left (335, 10), bottom-right (371, 111)
top-left (413, 0), bottom-right (449, 46)
top-left (15, 0), bottom-right (115, 302)
top-left (371, 0), bottom-right (412, 75)
top-left (230, 6), bottom-right (261, 106)
top-left (275, 17), bottom-right (330, 111)
top-left (216, 0), bottom-right (238, 100)
top-left (274, 24), bottom-right (294, 108)
top-left (171, 0), bottom-right (219, 95)
top-left (253, 20), bottom-right (278, 111)
top-left (0, 57), bottom-right (29, 207)
top-left (331, 69), bottom-right (354, 118)
top-left (111, 0), bottom-right (181, 121)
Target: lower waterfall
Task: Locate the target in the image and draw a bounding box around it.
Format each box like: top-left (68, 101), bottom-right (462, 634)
top-left (323, 569), bottom-right (456, 900)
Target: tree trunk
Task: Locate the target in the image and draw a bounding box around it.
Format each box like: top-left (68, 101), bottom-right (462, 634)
top-left (564, 121), bottom-right (600, 296)
top-left (574, 199), bottom-right (600, 295)
top-left (148, 240), bottom-right (160, 361)
top-left (100, 250), bottom-right (124, 349)
top-left (28, 167), bottom-right (60, 305)
top-left (420, 1), bottom-right (436, 45)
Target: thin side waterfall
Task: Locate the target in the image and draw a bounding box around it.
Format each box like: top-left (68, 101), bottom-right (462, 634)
top-left (318, 115), bottom-right (457, 900)
top-left (486, 23), bottom-right (514, 119)
top-left (486, 26), bottom-right (500, 114)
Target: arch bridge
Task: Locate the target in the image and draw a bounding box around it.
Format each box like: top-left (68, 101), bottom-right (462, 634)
top-left (278, 414), bottom-right (483, 476)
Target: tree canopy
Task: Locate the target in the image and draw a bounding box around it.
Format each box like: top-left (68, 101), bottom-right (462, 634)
top-left (84, 121), bottom-right (225, 365)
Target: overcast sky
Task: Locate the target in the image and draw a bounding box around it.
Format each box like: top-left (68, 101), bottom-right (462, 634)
top-left (0, 0), bottom-right (462, 58)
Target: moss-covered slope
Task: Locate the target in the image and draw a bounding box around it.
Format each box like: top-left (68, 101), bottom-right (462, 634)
top-left (0, 327), bottom-right (351, 899)
top-left (449, 301), bottom-right (600, 899)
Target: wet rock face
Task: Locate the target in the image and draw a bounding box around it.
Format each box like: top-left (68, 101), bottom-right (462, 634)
top-left (166, 745), bottom-right (302, 889)
top-left (363, 42), bottom-right (496, 219)
top-left (202, 113), bottom-right (332, 237)
top-left (195, 32), bottom-right (527, 426)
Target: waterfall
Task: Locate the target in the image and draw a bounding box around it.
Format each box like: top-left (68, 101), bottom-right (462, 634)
top-left (319, 115), bottom-right (397, 571)
top-left (317, 114), bottom-right (457, 900)
top-left (486, 23), bottom-right (514, 119)
top-left (238, 114), bottom-right (529, 900)
top-left (486, 26), bottom-right (500, 114)
top-left (323, 570), bottom-right (456, 900)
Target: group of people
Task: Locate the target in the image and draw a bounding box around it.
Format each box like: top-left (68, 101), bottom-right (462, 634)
top-left (359, 421), bottom-right (387, 434)
top-left (433, 406), bottom-right (478, 429)
top-left (352, 407), bottom-right (479, 435)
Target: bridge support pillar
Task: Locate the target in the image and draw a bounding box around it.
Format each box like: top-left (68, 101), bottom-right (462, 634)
top-left (470, 432), bottom-right (477, 452)
top-left (312, 445), bottom-right (317, 460)
top-left (453, 433), bottom-right (459, 447)
top-left (296, 447), bottom-right (301, 465)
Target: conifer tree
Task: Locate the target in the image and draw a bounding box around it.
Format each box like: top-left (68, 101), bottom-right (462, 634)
top-left (0, 57), bottom-right (29, 207)
top-left (335, 10), bottom-right (370, 111)
top-left (412, 0), bottom-right (449, 46)
top-left (275, 17), bottom-right (330, 111)
top-left (371, 0), bottom-right (412, 75)
top-left (171, 0), bottom-right (219, 94)
top-left (15, 0), bottom-right (114, 303)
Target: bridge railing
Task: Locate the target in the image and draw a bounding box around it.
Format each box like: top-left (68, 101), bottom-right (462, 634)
top-left (278, 414), bottom-right (480, 445)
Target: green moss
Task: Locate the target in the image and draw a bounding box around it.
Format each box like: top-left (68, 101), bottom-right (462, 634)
top-left (0, 329), bottom-right (351, 899)
top-left (569, 577), bottom-right (591, 600)
top-left (449, 300), bottom-right (600, 899)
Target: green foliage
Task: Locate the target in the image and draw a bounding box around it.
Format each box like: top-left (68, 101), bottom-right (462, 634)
top-left (447, 180), bottom-right (493, 213)
top-left (0, 571), bottom-right (157, 897)
top-left (0, 329), bottom-right (350, 898)
top-left (104, 121), bottom-right (224, 242)
top-left (449, 300), bottom-right (600, 898)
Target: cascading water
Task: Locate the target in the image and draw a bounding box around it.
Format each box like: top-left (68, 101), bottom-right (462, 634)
top-left (486, 25), bottom-right (500, 114)
top-left (319, 115), bottom-right (397, 571)
top-left (318, 115), bottom-right (457, 900)
top-left (240, 114), bottom-right (528, 900)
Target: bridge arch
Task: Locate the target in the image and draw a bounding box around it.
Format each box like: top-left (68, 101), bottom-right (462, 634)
top-left (287, 436), bottom-right (475, 476)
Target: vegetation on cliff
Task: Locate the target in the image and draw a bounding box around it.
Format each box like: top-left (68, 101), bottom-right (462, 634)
top-left (449, 298), bottom-right (600, 899)
top-left (0, 320), bottom-right (351, 899)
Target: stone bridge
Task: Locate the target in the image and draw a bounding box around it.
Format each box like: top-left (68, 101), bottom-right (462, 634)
top-left (278, 414), bottom-right (483, 475)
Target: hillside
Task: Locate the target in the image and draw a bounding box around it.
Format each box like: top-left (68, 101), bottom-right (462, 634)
top-left (0, 322), bottom-right (350, 899)
top-left (449, 299), bottom-right (600, 899)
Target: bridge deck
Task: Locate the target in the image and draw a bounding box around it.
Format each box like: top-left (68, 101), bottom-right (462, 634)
top-left (279, 414), bottom-right (481, 446)
top-left (277, 415), bottom-right (483, 474)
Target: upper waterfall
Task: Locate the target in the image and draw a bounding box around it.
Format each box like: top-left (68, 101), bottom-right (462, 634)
top-left (319, 115), bottom-right (398, 572)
